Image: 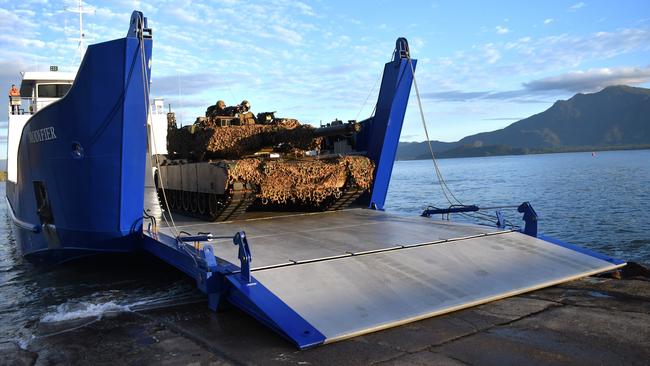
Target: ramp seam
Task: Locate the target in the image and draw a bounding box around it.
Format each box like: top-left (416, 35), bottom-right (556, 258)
top-left (227, 229), bottom-right (516, 274)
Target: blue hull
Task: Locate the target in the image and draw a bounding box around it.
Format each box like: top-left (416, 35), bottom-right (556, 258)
top-left (6, 12), bottom-right (152, 262)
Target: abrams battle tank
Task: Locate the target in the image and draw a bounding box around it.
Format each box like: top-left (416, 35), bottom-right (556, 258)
top-left (157, 101), bottom-right (374, 221)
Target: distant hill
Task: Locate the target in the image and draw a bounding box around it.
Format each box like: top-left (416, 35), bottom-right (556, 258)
top-left (397, 85), bottom-right (650, 159)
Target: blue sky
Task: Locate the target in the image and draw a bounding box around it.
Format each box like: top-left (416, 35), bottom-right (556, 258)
top-left (1, 0), bottom-right (649, 156)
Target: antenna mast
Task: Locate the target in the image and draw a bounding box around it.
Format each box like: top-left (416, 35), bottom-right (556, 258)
top-left (66, 0), bottom-right (94, 67)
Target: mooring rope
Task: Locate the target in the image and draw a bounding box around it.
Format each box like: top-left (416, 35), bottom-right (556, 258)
top-left (406, 57), bottom-right (462, 206)
top-left (406, 56), bottom-right (518, 228)
top-left (136, 22), bottom-right (181, 239)
top-left (355, 72), bottom-right (382, 121)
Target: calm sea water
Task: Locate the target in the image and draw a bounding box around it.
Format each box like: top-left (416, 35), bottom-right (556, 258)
top-left (386, 150), bottom-right (650, 263)
top-left (1, 149), bottom-right (649, 347)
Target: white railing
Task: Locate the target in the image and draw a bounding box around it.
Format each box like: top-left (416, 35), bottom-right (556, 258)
top-left (8, 97), bottom-right (34, 115)
top-left (7, 97), bottom-right (57, 115)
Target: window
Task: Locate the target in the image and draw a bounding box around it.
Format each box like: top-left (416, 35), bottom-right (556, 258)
top-left (37, 83), bottom-right (72, 98)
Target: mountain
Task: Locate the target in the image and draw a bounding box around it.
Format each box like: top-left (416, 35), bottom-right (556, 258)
top-left (397, 85), bottom-right (650, 160)
top-left (396, 140), bottom-right (459, 160)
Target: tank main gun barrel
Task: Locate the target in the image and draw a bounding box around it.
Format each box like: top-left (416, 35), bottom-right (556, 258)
top-left (313, 122), bottom-right (360, 138)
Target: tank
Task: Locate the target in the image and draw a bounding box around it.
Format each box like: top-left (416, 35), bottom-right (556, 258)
top-left (157, 102), bottom-right (374, 221)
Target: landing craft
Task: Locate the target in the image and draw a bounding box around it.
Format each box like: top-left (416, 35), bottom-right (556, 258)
top-left (6, 12), bottom-right (625, 348)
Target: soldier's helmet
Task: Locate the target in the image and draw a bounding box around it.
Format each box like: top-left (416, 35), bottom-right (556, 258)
top-left (241, 100), bottom-right (251, 112)
top-left (216, 100), bottom-right (226, 109)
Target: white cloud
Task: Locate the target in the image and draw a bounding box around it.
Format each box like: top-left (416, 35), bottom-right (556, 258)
top-left (524, 65), bottom-right (650, 92)
top-left (496, 25), bottom-right (510, 34)
top-left (480, 28), bottom-right (650, 75)
top-left (294, 2), bottom-right (315, 16)
top-left (482, 43), bottom-right (501, 64)
top-left (544, 18), bottom-right (554, 25)
top-left (0, 8), bottom-right (38, 32)
top-left (167, 7), bottom-right (200, 23)
top-left (271, 24), bottom-right (303, 45)
top-left (569, 2), bottom-right (586, 11)
top-left (0, 34), bottom-right (46, 48)
top-left (420, 65), bottom-right (650, 103)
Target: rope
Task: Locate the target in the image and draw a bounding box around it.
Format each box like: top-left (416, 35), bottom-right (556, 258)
top-left (136, 23), bottom-right (181, 239)
top-left (406, 57), bottom-right (520, 230)
top-left (354, 72), bottom-right (382, 121)
top-left (406, 57), bottom-right (461, 206)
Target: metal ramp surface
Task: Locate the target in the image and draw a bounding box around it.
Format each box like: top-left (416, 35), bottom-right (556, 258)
top-left (151, 208), bottom-right (624, 348)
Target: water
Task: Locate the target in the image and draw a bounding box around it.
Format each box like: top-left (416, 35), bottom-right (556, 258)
top-left (0, 187), bottom-right (203, 347)
top-left (386, 150), bottom-right (650, 263)
top-left (1, 150), bottom-right (649, 348)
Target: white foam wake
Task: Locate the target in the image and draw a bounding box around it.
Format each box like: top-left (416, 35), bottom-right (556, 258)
top-left (40, 301), bottom-right (132, 323)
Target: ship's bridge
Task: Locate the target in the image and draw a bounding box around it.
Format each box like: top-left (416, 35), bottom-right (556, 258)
top-left (12, 71), bottom-right (76, 115)
top-left (6, 70), bottom-right (167, 183)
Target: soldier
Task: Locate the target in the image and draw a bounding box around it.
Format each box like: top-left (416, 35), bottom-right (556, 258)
top-left (238, 100), bottom-right (257, 125)
top-left (206, 100), bottom-right (226, 117)
top-left (240, 100), bottom-right (251, 112)
top-left (222, 103), bottom-right (240, 117)
top-left (215, 100), bottom-right (226, 116)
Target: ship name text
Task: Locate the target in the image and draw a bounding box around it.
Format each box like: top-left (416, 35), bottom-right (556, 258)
top-left (28, 127), bottom-right (58, 144)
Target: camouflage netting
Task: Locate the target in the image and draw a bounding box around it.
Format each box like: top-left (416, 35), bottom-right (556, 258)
top-left (167, 118), bottom-right (321, 159)
top-left (229, 156), bottom-right (374, 205)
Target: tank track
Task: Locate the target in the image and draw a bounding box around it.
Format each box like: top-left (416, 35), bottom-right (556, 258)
top-left (324, 185), bottom-right (365, 211)
top-left (157, 181), bottom-right (367, 223)
top-left (157, 182), bottom-right (256, 222)
top-left (212, 185), bottom-right (256, 221)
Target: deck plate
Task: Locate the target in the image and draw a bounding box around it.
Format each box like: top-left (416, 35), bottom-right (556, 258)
top-left (160, 208), bottom-right (508, 269)
top-left (155, 207), bottom-right (622, 344)
top-left (249, 230), bottom-right (622, 342)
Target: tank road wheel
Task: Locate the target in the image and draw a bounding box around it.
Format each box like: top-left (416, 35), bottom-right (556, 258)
top-left (197, 193), bottom-right (208, 215)
top-left (190, 192), bottom-right (198, 213)
top-left (208, 194), bottom-right (220, 219)
top-left (158, 189), bottom-right (167, 210)
top-left (182, 191), bottom-right (190, 212)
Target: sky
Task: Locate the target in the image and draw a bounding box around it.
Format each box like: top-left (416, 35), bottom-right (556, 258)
top-left (1, 0), bottom-right (649, 157)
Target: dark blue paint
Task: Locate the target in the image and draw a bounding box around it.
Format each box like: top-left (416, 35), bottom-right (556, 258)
top-left (201, 245), bottom-right (218, 273)
top-left (142, 234), bottom-right (198, 279)
top-left (226, 274), bottom-right (326, 349)
top-left (538, 234), bottom-right (626, 265)
top-left (357, 39), bottom-right (415, 210)
top-left (518, 202), bottom-right (538, 237)
top-left (233, 231), bottom-right (252, 283)
top-left (8, 11), bottom-right (152, 261)
top-left (142, 231), bottom-right (325, 347)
